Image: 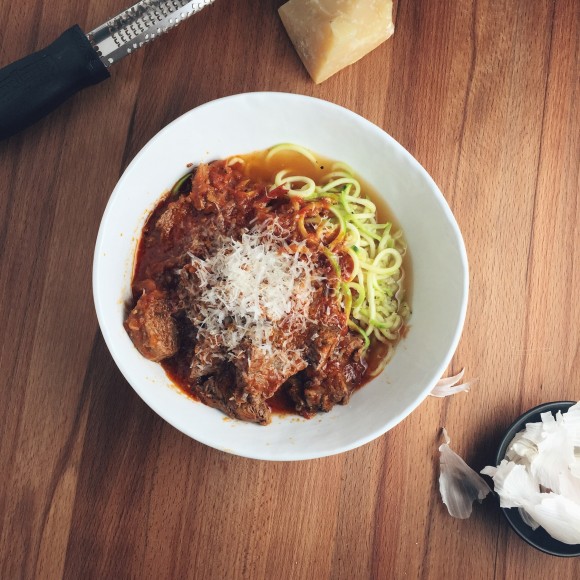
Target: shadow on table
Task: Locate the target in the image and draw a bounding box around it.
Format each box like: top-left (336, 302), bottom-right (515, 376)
top-left (63, 330), bottom-right (255, 576)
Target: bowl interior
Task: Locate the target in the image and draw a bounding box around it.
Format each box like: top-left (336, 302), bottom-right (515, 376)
top-left (93, 92), bottom-right (468, 460)
top-left (495, 401), bottom-right (580, 557)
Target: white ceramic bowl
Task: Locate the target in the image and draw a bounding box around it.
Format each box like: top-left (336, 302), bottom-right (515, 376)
top-left (93, 92), bottom-right (468, 461)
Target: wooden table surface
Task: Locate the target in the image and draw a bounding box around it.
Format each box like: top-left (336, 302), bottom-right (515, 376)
top-left (1, 0), bottom-right (578, 578)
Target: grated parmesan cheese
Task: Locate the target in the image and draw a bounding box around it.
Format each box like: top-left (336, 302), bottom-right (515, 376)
top-left (189, 223), bottom-right (317, 362)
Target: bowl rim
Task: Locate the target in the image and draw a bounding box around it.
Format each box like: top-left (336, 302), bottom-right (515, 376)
top-left (494, 400), bottom-right (580, 557)
top-left (93, 91), bottom-right (469, 460)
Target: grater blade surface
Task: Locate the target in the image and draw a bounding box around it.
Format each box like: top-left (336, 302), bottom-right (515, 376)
top-left (88, 1), bottom-right (216, 67)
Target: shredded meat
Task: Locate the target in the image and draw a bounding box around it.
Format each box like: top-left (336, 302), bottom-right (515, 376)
top-left (190, 333), bottom-right (308, 425)
top-left (234, 339), bottom-right (308, 400)
top-left (288, 333), bottom-right (367, 415)
top-left (125, 159), bottom-right (370, 424)
top-left (306, 286), bottom-right (345, 370)
top-left (196, 365), bottom-right (271, 425)
top-left (190, 334), bottom-right (224, 380)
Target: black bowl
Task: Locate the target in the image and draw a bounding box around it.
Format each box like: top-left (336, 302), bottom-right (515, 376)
top-left (494, 401), bottom-right (580, 557)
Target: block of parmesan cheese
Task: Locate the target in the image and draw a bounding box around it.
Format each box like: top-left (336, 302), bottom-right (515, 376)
top-left (279, 0), bottom-right (394, 84)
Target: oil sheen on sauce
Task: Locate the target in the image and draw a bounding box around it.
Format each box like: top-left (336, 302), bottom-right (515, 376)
top-left (163, 147), bottom-right (411, 416)
top-left (238, 147), bottom-right (411, 383)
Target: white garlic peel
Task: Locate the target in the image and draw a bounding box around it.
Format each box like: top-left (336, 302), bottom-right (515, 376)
top-left (481, 402), bottom-right (580, 545)
top-left (439, 429), bottom-right (492, 519)
top-left (431, 369), bottom-right (474, 398)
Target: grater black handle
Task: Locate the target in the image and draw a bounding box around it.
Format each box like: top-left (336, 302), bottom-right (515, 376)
top-left (0, 25), bottom-right (110, 140)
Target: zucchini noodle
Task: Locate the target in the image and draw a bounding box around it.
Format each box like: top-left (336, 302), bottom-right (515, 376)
top-left (266, 143), bottom-right (318, 164)
top-left (265, 144), bottom-right (410, 360)
top-left (171, 173), bottom-right (191, 195)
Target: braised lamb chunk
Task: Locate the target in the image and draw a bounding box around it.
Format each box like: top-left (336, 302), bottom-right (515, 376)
top-left (233, 339), bottom-right (308, 399)
top-left (175, 263), bottom-right (205, 312)
top-left (334, 330), bottom-right (366, 366)
top-left (152, 201), bottom-right (220, 261)
top-left (288, 332), bottom-right (366, 415)
top-left (124, 291), bottom-right (179, 362)
top-left (305, 285), bottom-right (345, 370)
top-left (191, 330), bottom-right (308, 399)
top-left (286, 368), bottom-right (349, 415)
top-left (147, 161), bottom-right (257, 275)
top-left (306, 326), bottom-right (340, 370)
top-left (155, 197), bottom-right (192, 241)
top-left (190, 334), bottom-right (225, 380)
top-left (194, 365), bottom-right (271, 425)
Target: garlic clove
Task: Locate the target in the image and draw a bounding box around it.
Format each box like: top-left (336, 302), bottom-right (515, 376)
top-left (439, 430), bottom-right (491, 519)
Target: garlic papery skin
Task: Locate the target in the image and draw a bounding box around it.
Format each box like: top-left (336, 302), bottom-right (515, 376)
top-left (439, 429), bottom-right (492, 519)
top-left (482, 402), bottom-right (580, 545)
top-left (431, 369), bottom-right (474, 398)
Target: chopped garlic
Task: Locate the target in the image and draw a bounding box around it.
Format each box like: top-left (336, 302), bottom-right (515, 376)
top-left (481, 402), bottom-right (580, 545)
top-left (439, 429), bottom-right (492, 519)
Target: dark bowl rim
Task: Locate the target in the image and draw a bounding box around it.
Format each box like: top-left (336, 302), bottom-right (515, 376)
top-left (494, 400), bottom-right (580, 558)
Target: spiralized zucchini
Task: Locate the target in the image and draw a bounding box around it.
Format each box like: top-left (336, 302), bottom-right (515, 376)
top-left (267, 144), bottom-right (410, 362)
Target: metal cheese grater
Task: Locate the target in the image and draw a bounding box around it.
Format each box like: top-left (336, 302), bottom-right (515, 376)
top-left (89, 1), bottom-right (216, 67)
top-left (0, 0), bottom-right (217, 139)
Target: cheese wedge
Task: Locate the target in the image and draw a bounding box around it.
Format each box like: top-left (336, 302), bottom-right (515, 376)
top-left (279, 0), bottom-right (395, 84)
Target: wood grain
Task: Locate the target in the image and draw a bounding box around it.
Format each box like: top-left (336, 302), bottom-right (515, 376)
top-left (0, 0), bottom-right (578, 578)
